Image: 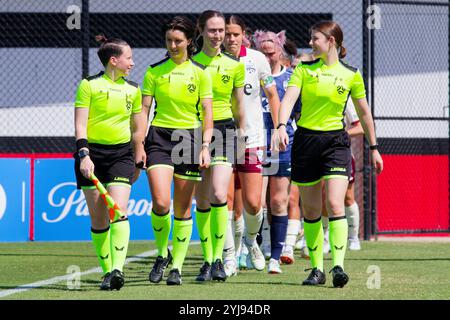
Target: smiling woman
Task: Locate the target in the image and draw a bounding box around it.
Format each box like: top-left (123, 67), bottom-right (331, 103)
top-left (191, 10), bottom-right (246, 283)
top-left (73, 35), bottom-right (146, 291)
top-left (278, 20), bottom-right (383, 288)
top-left (141, 15), bottom-right (213, 286)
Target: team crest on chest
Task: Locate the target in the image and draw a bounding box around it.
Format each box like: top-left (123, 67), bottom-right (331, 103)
top-left (221, 75), bottom-right (230, 84)
top-left (187, 83), bottom-right (197, 93)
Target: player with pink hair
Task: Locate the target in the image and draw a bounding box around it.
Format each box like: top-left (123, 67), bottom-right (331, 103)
top-left (253, 29), bottom-right (301, 273)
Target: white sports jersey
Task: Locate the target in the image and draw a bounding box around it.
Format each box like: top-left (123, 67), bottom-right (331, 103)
top-left (345, 98), bottom-right (360, 156)
top-left (240, 47), bottom-right (275, 148)
top-left (345, 98), bottom-right (360, 126)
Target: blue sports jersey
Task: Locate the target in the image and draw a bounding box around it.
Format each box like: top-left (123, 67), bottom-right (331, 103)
top-left (261, 66), bottom-right (299, 163)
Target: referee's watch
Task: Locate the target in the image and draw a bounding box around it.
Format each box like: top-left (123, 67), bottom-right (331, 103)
top-left (78, 149), bottom-right (90, 159)
top-left (369, 144), bottom-right (379, 151)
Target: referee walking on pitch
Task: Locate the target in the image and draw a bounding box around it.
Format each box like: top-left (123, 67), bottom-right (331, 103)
top-left (278, 21), bottom-right (383, 287)
top-left (143, 16), bottom-right (213, 285)
top-left (74, 35), bottom-right (146, 290)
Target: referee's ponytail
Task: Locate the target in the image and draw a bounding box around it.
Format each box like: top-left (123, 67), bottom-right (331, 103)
top-left (310, 21), bottom-right (346, 59)
top-left (95, 34), bottom-right (129, 67)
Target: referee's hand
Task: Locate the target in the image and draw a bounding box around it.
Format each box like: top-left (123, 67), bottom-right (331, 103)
top-left (80, 156), bottom-right (94, 179)
top-left (199, 147), bottom-right (210, 169)
top-left (371, 150), bottom-right (383, 174)
top-left (278, 126), bottom-right (289, 152)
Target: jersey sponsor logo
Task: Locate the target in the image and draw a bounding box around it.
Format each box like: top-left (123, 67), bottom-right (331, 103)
top-left (330, 167), bottom-right (346, 172)
top-left (171, 72), bottom-right (185, 76)
top-left (187, 83), bottom-right (197, 93)
top-left (221, 75), bottom-right (231, 84)
top-left (0, 184), bottom-right (6, 221)
top-left (305, 70), bottom-right (318, 78)
top-left (243, 83), bottom-right (253, 95)
top-left (113, 177), bottom-right (130, 182)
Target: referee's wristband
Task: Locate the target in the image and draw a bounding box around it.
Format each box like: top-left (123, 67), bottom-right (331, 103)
top-left (76, 138), bottom-right (88, 151)
top-left (276, 123), bottom-right (286, 129)
top-left (369, 144), bottom-right (379, 150)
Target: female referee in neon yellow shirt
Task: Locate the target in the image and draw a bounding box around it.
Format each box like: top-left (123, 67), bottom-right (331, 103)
top-left (279, 21), bottom-right (383, 288)
top-left (192, 10), bottom-right (246, 282)
top-left (74, 35), bottom-right (146, 291)
top-left (142, 16), bottom-right (213, 286)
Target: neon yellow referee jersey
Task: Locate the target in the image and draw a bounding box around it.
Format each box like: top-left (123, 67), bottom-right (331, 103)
top-left (142, 58), bottom-right (212, 129)
top-left (288, 59), bottom-right (366, 131)
top-left (192, 51), bottom-right (245, 121)
top-left (75, 72), bottom-right (142, 145)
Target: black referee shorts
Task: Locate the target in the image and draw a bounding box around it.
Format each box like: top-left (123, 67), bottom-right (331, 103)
top-left (210, 118), bottom-right (236, 166)
top-left (145, 126), bottom-right (202, 181)
top-left (74, 142), bottom-right (134, 189)
top-left (291, 127), bottom-right (351, 186)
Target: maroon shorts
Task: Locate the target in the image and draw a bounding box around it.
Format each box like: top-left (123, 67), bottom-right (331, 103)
top-left (235, 147), bottom-right (263, 174)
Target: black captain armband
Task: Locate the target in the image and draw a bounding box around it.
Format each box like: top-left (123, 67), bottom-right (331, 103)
top-left (369, 144), bottom-right (379, 151)
top-left (76, 138), bottom-right (88, 151)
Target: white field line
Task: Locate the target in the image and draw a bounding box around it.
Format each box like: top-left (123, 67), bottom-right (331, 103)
top-left (0, 242), bottom-right (197, 299)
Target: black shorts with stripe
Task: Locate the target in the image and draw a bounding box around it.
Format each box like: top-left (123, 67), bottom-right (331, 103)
top-left (291, 127), bottom-right (351, 186)
top-left (145, 126), bottom-right (202, 181)
top-left (210, 118), bottom-right (237, 166)
top-left (74, 142), bottom-right (134, 189)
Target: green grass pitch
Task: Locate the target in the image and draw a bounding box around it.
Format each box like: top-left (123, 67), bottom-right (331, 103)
top-left (0, 240), bottom-right (449, 300)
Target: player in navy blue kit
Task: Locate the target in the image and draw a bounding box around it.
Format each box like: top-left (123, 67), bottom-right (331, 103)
top-left (254, 30), bottom-right (300, 273)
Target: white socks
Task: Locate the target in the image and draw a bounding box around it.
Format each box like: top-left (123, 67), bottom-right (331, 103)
top-left (244, 208), bottom-right (263, 246)
top-left (345, 202), bottom-right (360, 239)
top-left (285, 219), bottom-right (301, 248)
top-left (234, 214), bottom-right (245, 257)
top-left (223, 211), bottom-right (235, 261)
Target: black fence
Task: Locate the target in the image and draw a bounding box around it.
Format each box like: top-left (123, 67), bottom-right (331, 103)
top-left (1, 0), bottom-right (448, 237)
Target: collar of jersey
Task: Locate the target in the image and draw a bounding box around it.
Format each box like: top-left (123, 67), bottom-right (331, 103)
top-left (168, 58), bottom-right (191, 68)
top-left (272, 65), bottom-right (286, 77)
top-left (320, 59), bottom-right (340, 70)
top-left (239, 45), bottom-right (247, 57)
top-left (102, 72), bottom-right (124, 84)
top-left (199, 50), bottom-right (223, 59)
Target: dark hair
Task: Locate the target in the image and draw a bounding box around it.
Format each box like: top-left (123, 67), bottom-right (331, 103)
top-left (197, 10), bottom-right (225, 33)
top-left (95, 34), bottom-right (129, 67)
top-left (225, 15), bottom-right (246, 33)
top-left (283, 38), bottom-right (298, 57)
top-left (162, 16), bottom-right (197, 57)
top-left (196, 10), bottom-right (225, 51)
top-left (310, 21), bottom-right (346, 58)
